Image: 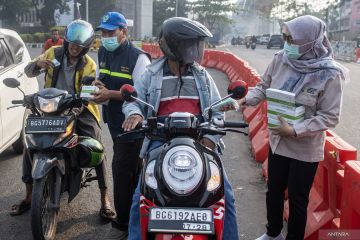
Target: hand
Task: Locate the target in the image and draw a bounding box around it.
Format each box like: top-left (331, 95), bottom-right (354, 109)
top-left (237, 98), bottom-right (246, 106)
top-left (200, 137), bottom-right (216, 150)
top-left (219, 101), bottom-right (238, 112)
top-left (122, 114), bottom-right (144, 132)
top-left (92, 79), bottom-right (105, 88)
top-left (36, 59), bottom-right (54, 69)
top-left (271, 116), bottom-right (296, 137)
top-left (92, 85), bottom-right (111, 103)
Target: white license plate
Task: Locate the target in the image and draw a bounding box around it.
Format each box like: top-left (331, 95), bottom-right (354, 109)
top-left (148, 208), bottom-right (214, 234)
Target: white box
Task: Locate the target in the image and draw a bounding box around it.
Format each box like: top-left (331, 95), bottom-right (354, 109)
top-left (267, 114), bottom-right (304, 128)
top-left (267, 104), bottom-right (305, 118)
top-left (266, 88), bottom-right (296, 107)
top-left (80, 85), bottom-right (99, 100)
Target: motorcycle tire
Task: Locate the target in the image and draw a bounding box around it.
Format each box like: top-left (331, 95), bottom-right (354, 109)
top-left (31, 169), bottom-right (61, 240)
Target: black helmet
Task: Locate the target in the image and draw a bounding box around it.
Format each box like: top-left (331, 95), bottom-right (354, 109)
top-left (64, 20), bottom-right (94, 57)
top-left (159, 17), bottom-right (213, 64)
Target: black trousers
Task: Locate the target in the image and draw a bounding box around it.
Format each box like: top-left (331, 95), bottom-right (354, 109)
top-left (112, 138), bottom-right (143, 229)
top-left (266, 148), bottom-right (319, 240)
top-left (22, 109), bottom-right (108, 190)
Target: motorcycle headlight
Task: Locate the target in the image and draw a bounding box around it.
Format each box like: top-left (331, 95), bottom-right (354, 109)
top-left (207, 161), bottom-right (221, 191)
top-left (145, 160), bottom-right (158, 189)
top-left (38, 96), bottom-right (62, 113)
top-left (162, 145), bottom-right (203, 195)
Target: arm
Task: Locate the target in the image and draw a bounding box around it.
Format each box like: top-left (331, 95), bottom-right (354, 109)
top-left (122, 69), bottom-right (151, 119)
top-left (204, 70), bottom-right (224, 145)
top-left (94, 54), bottom-right (151, 102)
top-left (24, 49), bottom-right (52, 78)
top-left (293, 75), bottom-right (343, 138)
top-left (244, 57), bottom-right (276, 106)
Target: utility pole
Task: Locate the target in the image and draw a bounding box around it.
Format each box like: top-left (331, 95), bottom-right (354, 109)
top-left (175, 0), bottom-right (178, 17)
top-left (85, 0), bottom-right (89, 22)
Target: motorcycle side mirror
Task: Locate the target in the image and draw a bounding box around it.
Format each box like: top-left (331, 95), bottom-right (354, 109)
top-left (120, 84), bottom-right (137, 102)
top-left (3, 78), bottom-right (21, 88)
top-left (227, 80), bottom-right (248, 100)
top-left (3, 78), bottom-right (25, 96)
top-left (81, 76), bottom-right (95, 86)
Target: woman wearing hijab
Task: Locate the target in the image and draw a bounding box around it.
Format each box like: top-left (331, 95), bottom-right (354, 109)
top-left (239, 15), bottom-right (349, 240)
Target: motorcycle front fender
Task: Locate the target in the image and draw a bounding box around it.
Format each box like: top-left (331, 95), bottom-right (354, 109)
top-left (32, 153), bottom-right (66, 180)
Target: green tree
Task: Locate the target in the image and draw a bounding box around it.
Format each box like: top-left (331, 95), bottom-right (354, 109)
top-left (0, 0), bottom-right (31, 28)
top-left (153, 0), bottom-right (189, 37)
top-left (190, 0), bottom-right (238, 32)
top-left (31, 0), bottom-right (71, 30)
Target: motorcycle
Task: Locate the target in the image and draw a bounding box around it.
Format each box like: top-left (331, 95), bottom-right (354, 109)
top-left (119, 81), bottom-right (249, 240)
top-left (3, 77), bottom-right (104, 240)
top-left (251, 41), bottom-right (256, 50)
top-left (245, 41), bottom-right (250, 49)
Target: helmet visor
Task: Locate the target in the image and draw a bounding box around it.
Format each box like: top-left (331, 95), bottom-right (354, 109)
top-left (66, 23), bottom-right (94, 48)
top-left (176, 39), bottom-right (205, 64)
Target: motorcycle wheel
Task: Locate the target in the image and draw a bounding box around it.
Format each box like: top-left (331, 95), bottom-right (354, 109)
top-left (31, 169), bottom-right (61, 240)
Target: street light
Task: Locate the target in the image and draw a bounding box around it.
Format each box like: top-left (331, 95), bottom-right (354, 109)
top-left (175, 0), bottom-right (178, 17)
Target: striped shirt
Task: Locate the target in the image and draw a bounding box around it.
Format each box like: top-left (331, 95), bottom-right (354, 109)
top-left (157, 62), bottom-right (201, 117)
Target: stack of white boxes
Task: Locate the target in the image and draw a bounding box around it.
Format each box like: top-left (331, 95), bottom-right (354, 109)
top-left (266, 88), bottom-right (305, 128)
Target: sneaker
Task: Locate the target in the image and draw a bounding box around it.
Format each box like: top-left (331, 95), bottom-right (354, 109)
top-left (255, 233), bottom-right (285, 240)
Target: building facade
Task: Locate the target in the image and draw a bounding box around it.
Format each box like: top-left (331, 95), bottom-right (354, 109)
top-left (116, 0), bottom-right (153, 39)
top-left (232, 0), bottom-right (279, 38)
top-left (328, 0), bottom-right (360, 41)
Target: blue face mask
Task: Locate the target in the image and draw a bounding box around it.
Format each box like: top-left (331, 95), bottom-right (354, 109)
top-left (101, 36), bottom-right (120, 52)
top-left (283, 41), bottom-right (302, 59)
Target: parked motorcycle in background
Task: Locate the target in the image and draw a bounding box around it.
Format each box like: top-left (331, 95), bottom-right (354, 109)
top-left (3, 77), bottom-right (104, 240)
top-left (119, 81), bottom-right (248, 240)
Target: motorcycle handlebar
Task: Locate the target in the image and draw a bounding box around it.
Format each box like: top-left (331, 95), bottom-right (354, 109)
top-left (11, 100), bottom-right (24, 105)
top-left (223, 121), bottom-right (248, 128)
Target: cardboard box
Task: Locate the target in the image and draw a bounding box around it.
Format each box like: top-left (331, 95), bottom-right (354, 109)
top-left (266, 88), bottom-right (296, 107)
top-left (267, 104), bottom-right (305, 118)
top-left (267, 114), bottom-right (304, 128)
top-left (266, 88), bottom-right (305, 128)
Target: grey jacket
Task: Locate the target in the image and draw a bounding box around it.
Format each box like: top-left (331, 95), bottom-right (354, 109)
top-left (123, 57), bottom-right (224, 156)
top-left (245, 53), bottom-right (343, 162)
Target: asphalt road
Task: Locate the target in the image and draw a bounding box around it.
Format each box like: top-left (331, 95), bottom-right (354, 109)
top-left (0, 48), bottom-right (269, 239)
top-left (223, 44), bottom-right (360, 151)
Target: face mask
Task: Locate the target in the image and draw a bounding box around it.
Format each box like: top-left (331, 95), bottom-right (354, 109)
top-left (52, 37), bottom-right (58, 42)
top-left (283, 41), bottom-right (302, 59)
top-left (101, 36), bottom-right (120, 52)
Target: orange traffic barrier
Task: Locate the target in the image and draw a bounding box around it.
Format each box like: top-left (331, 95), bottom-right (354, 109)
top-left (335, 161), bottom-right (360, 228)
top-left (251, 125), bottom-right (269, 163)
top-left (248, 102), bottom-right (267, 140)
top-left (283, 130), bottom-right (357, 239)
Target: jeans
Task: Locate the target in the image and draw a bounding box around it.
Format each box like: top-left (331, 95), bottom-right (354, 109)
top-left (266, 148), bottom-right (319, 240)
top-left (128, 142), bottom-right (239, 239)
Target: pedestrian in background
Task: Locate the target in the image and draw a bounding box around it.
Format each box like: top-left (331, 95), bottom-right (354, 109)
top-left (42, 29), bottom-right (63, 53)
top-left (239, 15), bottom-right (349, 240)
top-left (93, 12), bottom-right (151, 239)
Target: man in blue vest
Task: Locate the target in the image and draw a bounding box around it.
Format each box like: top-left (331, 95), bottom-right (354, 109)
top-left (92, 12), bottom-right (151, 239)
